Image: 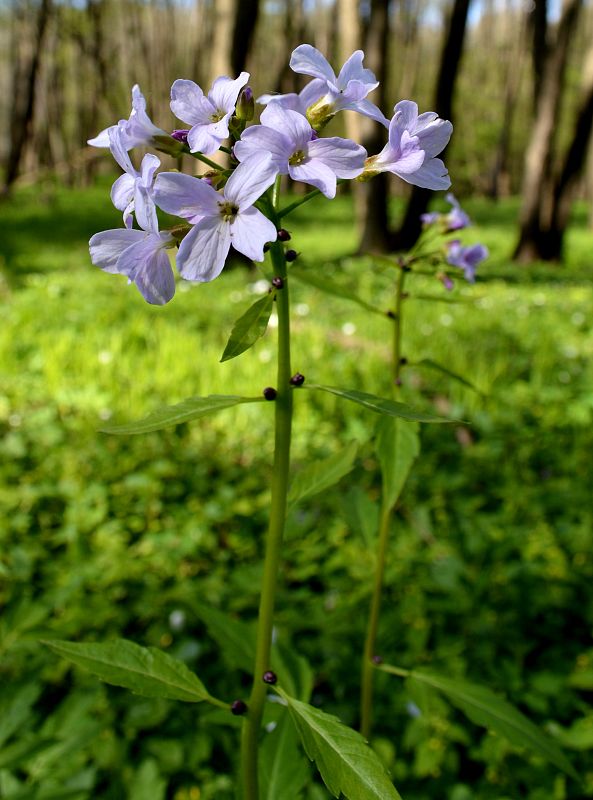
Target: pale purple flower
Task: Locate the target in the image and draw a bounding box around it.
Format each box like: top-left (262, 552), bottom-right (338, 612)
top-left (89, 221), bottom-right (176, 305)
top-left (234, 105), bottom-right (366, 198)
top-left (260, 45), bottom-right (388, 128)
top-left (446, 240), bottom-right (488, 283)
top-left (154, 153), bottom-right (277, 282)
top-left (420, 211), bottom-right (441, 226)
top-left (365, 100), bottom-right (452, 190)
top-left (170, 72), bottom-right (249, 155)
top-left (88, 85), bottom-right (166, 149)
top-left (444, 193), bottom-right (471, 231)
top-left (108, 127), bottom-right (159, 230)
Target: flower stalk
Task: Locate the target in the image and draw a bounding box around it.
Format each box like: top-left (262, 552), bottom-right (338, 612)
top-left (240, 187), bottom-right (293, 799)
top-left (360, 261), bottom-right (408, 739)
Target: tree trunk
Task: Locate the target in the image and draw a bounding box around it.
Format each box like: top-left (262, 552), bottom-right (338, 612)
top-left (356, 0), bottom-right (392, 253)
top-left (540, 40), bottom-right (593, 259)
top-left (513, 0), bottom-right (582, 262)
top-left (2, 0), bottom-right (53, 194)
top-left (529, 0), bottom-right (549, 111)
top-left (209, 0), bottom-right (234, 82)
top-left (231, 0), bottom-right (260, 75)
top-left (391, 0), bottom-right (471, 251)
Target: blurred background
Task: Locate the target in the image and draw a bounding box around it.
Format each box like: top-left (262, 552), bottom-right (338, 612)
top-left (1, 2), bottom-right (593, 800)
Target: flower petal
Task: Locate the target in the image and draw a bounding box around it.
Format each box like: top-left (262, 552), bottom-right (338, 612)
top-left (108, 127), bottom-right (135, 175)
top-left (307, 137), bottom-right (367, 178)
top-left (230, 207), bottom-right (277, 261)
top-left (139, 153), bottom-right (161, 188)
top-left (89, 228), bottom-right (147, 274)
top-left (110, 173), bottom-right (135, 212)
top-left (415, 118), bottom-right (453, 157)
top-left (393, 100), bottom-right (419, 129)
top-left (260, 105), bottom-right (312, 151)
top-left (187, 123), bottom-right (223, 155)
top-left (398, 156), bottom-right (451, 190)
top-left (224, 152), bottom-right (277, 211)
top-left (208, 72), bottom-right (250, 114)
top-left (176, 216), bottom-right (231, 282)
top-left (235, 126), bottom-right (291, 170)
top-left (349, 97), bottom-right (389, 127)
top-left (290, 44), bottom-right (336, 83)
top-left (87, 125), bottom-right (113, 148)
top-left (170, 79), bottom-right (206, 125)
top-left (154, 172), bottom-right (219, 223)
top-left (134, 184), bottom-right (158, 232)
top-left (336, 50), bottom-right (377, 90)
top-left (133, 246), bottom-right (176, 305)
top-left (289, 158), bottom-right (337, 198)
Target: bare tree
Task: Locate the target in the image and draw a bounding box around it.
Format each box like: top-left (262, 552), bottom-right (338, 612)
top-left (2, 0), bottom-right (53, 194)
top-left (513, 0), bottom-right (582, 262)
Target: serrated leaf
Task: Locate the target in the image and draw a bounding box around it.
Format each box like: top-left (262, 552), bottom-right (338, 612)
top-left (42, 639), bottom-right (218, 704)
top-left (260, 712), bottom-right (309, 800)
top-left (342, 487), bottom-right (379, 547)
top-left (271, 641), bottom-right (314, 703)
top-left (221, 293), bottom-right (275, 362)
top-left (0, 682), bottom-right (41, 748)
top-left (288, 442), bottom-right (358, 508)
top-left (412, 358), bottom-right (481, 393)
top-left (291, 269), bottom-right (384, 316)
top-left (305, 385), bottom-right (448, 423)
top-left (396, 667), bottom-right (578, 780)
top-left (376, 417), bottom-right (420, 510)
top-left (277, 689), bottom-right (402, 800)
top-left (101, 395), bottom-right (265, 435)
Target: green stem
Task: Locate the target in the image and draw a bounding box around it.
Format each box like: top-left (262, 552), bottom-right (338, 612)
top-left (360, 264), bottom-right (408, 739)
top-left (240, 198), bottom-right (292, 800)
top-left (188, 151), bottom-right (226, 171)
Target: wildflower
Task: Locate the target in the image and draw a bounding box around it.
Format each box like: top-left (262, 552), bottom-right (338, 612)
top-left (364, 100), bottom-right (452, 190)
top-left (88, 84), bottom-right (166, 149)
top-left (446, 240), bottom-right (488, 283)
top-left (445, 193), bottom-right (471, 231)
top-left (153, 153), bottom-right (277, 282)
top-left (234, 105), bottom-right (366, 198)
top-left (260, 45), bottom-right (388, 128)
top-left (89, 220), bottom-right (176, 305)
top-left (108, 127), bottom-right (159, 230)
top-left (170, 72), bottom-right (249, 155)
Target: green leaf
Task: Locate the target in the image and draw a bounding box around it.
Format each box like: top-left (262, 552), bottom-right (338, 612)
top-left (305, 385), bottom-right (448, 423)
top-left (277, 689), bottom-right (402, 800)
top-left (408, 293), bottom-right (468, 304)
top-left (130, 759), bottom-right (167, 800)
top-left (220, 293), bottom-right (275, 362)
top-left (0, 682), bottom-right (41, 748)
top-left (342, 487), bottom-right (379, 547)
top-left (191, 603), bottom-right (256, 674)
top-left (288, 442), bottom-right (358, 508)
top-left (376, 417), bottom-right (420, 510)
top-left (260, 712), bottom-right (309, 800)
top-left (42, 639), bottom-right (219, 705)
top-left (385, 666), bottom-right (578, 780)
top-left (271, 641), bottom-right (314, 703)
top-left (412, 358), bottom-right (481, 393)
top-left (101, 395), bottom-right (265, 435)
top-left (291, 269), bottom-right (384, 316)
top-left (0, 737), bottom-right (58, 771)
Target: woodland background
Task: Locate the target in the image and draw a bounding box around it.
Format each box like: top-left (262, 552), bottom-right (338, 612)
top-left (1, 2), bottom-right (593, 800)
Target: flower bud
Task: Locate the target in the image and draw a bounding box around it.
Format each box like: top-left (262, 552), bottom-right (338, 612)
top-left (153, 133), bottom-right (186, 156)
top-left (235, 86), bottom-right (255, 121)
top-left (262, 670), bottom-right (277, 685)
top-left (171, 129), bottom-right (190, 144)
top-left (289, 373), bottom-right (305, 386)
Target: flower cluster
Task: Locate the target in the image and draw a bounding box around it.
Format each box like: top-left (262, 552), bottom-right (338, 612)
top-left (89, 44), bottom-right (454, 304)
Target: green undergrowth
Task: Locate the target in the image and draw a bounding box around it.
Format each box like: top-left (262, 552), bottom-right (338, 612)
top-left (1, 183), bottom-right (592, 799)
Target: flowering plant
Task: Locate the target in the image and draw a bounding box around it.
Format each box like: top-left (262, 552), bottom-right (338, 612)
top-left (44, 44), bottom-right (576, 800)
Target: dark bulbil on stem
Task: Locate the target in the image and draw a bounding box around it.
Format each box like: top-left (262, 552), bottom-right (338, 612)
top-left (262, 670), bottom-right (277, 684)
top-left (263, 387), bottom-right (277, 400)
top-left (231, 700), bottom-right (248, 715)
top-left (277, 228), bottom-right (291, 241)
top-left (289, 373), bottom-right (305, 386)
top-left (271, 277), bottom-right (284, 289)
top-left (285, 249), bottom-right (298, 262)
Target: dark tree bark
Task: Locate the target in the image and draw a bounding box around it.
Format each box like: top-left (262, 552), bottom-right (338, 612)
top-left (357, 0), bottom-right (392, 253)
top-left (2, 0), bottom-right (53, 194)
top-left (231, 0), bottom-right (260, 75)
top-left (391, 0), bottom-right (471, 251)
top-left (529, 0), bottom-right (549, 111)
top-left (539, 44), bottom-right (593, 259)
top-left (513, 0), bottom-right (582, 262)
